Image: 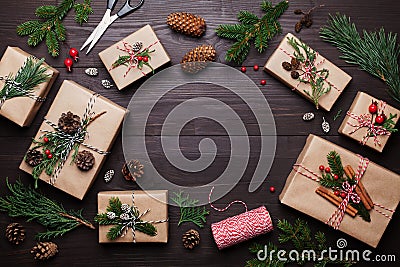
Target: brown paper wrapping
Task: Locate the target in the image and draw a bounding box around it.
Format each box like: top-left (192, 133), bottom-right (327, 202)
top-left (0, 46), bottom-right (59, 126)
top-left (99, 24), bottom-right (171, 90)
top-left (264, 33), bottom-right (352, 111)
top-left (338, 92), bottom-right (399, 152)
top-left (279, 134), bottom-right (400, 248)
top-left (19, 80), bottom-right (127, 200)
top-left (98, 190), bottom-right (169, 243)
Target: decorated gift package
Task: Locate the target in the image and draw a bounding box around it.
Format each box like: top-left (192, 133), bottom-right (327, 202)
top-left (280, 134), bottom-right (400, 247)
top-left (99, 24), bottom-right (171, 90)
top-left (96, 190), bottom-right (169, 243)
top-left (264, 33), bottom-right (352, 111)
top-left (19, 80), bottom-right (127, 200)
top-left (338, 92), bottom-right (399, 152)
top-left (0, 46), bottom-right (59, 126)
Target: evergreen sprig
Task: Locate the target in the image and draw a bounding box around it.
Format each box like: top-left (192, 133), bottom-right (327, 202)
top-left (171, 191), bottom-right (209, 228)
top-left (16, 0), bottom-right (93, 57)
top-left (245, 218), bottom-right (355, 267)
top-left (320, 14), bottom-right (400, 103)
top-left (216, 0), bottom-right (288, 63)
top-left (112, 48), bottom-right (155, 73)
top-left (0, 179), bottom-right (95, 240)
top-left (327, 151), bottom-right (344, 178)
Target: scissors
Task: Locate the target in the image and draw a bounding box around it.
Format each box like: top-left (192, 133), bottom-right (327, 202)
top-left (81, 0), bottom-right (145, 54)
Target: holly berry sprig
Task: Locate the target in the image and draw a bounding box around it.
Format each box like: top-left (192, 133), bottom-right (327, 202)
top-left (64, 48), bottom-right (79, 72)
top-left (111, 48), bottom-right (155, 73)
top-left (368, 101), bottom-right (398, 133)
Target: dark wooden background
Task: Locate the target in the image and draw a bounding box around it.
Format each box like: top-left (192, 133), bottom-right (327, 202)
top-left (0, 0), bottom-right (399, 266)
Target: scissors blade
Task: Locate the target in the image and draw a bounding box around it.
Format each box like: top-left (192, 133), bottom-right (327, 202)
top-left (81, 10), bottom-right (112, 52)
top-left (85, 14), bottom-right (119, 54)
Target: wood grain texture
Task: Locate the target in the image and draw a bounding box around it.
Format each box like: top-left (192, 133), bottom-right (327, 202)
top-left (0, 0), bottom-right (399, 266)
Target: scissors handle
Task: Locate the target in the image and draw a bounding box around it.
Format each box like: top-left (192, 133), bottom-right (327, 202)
top-left (107, 0), bottom-right (118, 10)
top-left (117, 0), bottom-right (144, 18)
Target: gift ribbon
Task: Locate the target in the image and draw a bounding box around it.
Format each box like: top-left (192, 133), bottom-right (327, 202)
top-left (293, 155), bottom-right (394, 229)
top-left (346, 100), bottom-right (391, 146)
top-left (0, 76), bottom-right (46, 109)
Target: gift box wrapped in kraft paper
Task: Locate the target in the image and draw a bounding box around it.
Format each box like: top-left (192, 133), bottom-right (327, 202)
top-left (97, 190), bottom-right (169, 243)
top-left (19, 80), bottom-right (127, 200)
top-left (99, 24), bottom-right (171, 90)
top-left (279, 134), bottom-right (400, 248)
top-left (264, 33), bottom-right (352, 111)
top-left (338, 92), bottom-right (399, 153)
top-left (0, 46), bottom-right (58, 126)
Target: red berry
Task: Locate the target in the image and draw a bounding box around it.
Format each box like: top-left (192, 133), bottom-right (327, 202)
top-left (369, 103), bottom-right (378, 114)
top-left (143, 56), bottom-right (149, 62)
top-left (325, 167), bottom-right (331, 173)
top-left (45, 149), bottom-right (51, 155)
top-left (375, 115), bottom-right (385, 125)
top-left (47, 154), bottom-right (53, 159)
top-left (260, 79), bottom-right (267, 86)
top-left (340, 192), bottom-right (347, 198)
top-left (64, 58), bottom-right (73, 72)
top-left (334, 190), bottom-right (340, 196)
top-left (319, 165), bottom-right (325, 171)
top-left (269, 186), bottom-right (276, 193)
top-left (241, 66), bottom-right (247, 73)
top-left (43, 137), bottom-right (49, 143)
top-left (333, 174), bottom-right (339, 180)
top-left (69, 48), bottom-right (79, 61)
top-left (253, 65), bottom-right (259, 71)
top-left (137, 56), bottom-right (143, 61)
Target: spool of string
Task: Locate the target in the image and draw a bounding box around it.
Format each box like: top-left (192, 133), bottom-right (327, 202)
top-left (209, 187), bottom-right (274, 250)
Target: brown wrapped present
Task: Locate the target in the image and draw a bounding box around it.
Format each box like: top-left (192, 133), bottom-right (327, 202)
top-left (97, 190), bottom-right (169, 243)
top-left (99, 24), bottom-right (170, 90)
top-left (280, 134), bottom-right (400, 247)
top-left (0, 47), bottom-right (58, 126)
top-left (264, 33), bottom-right (352, 111)
top-left (338, 92), bottom-right (399, 152)
top-left (19, 80), bottom-right (127, 200)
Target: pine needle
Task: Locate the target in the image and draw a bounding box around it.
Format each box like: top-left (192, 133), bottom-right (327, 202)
top-left (171, 191), bottom-right (209, 228)
top-left (320, 13), bottom-right (400, 103)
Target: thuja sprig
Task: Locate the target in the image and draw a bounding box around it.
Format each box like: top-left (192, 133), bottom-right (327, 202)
top-left (216, 0), bottom-right (289, 63)
top-left (16, 0), bottom-right (93, 57)
top-left (0, 179), bottom-right (95, 240)
top-left (171, 191), bottom-right (209, 228)
top-left (380, 113), bottom-right (398, 133)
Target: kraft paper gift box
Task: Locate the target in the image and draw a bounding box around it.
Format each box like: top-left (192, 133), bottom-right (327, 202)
top-left (279, 134), bottom-right (400, 248)
top-left (99, 24), bottom-right (171, 90)
top-left (97, 190), bottom-right (169, 243)
top-left (338, 91), bottom-right (399, 153)
top-left (264, 33), bottom-right (352, 111)
top-left (20, 80), bottom-right (127, 200)
top-left (0, 46), bottom-right (58, 126)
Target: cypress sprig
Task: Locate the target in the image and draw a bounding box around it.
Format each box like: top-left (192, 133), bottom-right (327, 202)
top-left (320, 13), bottom-right (400, 103)
top-left (216, 0), bottom-right (288, 63)
top-left (0, 179), bottom-right (95, 240)
top-left (16, 0), bottom-right (93, 57)
top-left (171, 191), bottom-right (209, 228)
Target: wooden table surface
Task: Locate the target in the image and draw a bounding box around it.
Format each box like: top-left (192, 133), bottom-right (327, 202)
top-left (1, 0), bottom-right (399, 266)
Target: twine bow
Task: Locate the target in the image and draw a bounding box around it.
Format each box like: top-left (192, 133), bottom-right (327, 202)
top-left (341, 181), bottom-right (361, 204)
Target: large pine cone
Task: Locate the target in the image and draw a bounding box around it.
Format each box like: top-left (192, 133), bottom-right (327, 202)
top-left (25, 149), bottom-right (44, 167)
top-left (122, 159), bottom-right (144, 181)
top-left (75, 150), bottom-right (95, 171)
top-left (181, 44), bottom-right (216, 73)
top-left (31, 242), bottom-right (58, 260)
top-left (5, 223), bottom-right (26, 245)
top-left (167, 12), bottom-right (206, 37)
top-left (182, 229), bottom-right (200, 249)
top-left (58, 111), bottom-right (81, 135)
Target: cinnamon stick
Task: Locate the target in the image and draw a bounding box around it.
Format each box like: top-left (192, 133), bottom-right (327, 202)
top-left (344, 165), bottom-right (374, 210)
top-left (315, 187), bottom-right (358, 217)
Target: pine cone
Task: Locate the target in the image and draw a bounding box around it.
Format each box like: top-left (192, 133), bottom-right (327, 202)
top-left (167, 12), bottom-right (206, 37)
top-left (31, 242), bottom-right (58, 260)
top-left (58, 111), bottom-right (81, 135)
top-left (291, 58), bottom-right (300, 70)
top-left (181, 44), bottom-right (216, 73)
top-left (25, 149), bottom-right (43, 167)
top-left (182, 229), bottom-right (200, 249)
top-left (5, 223), bottom-right (25, 245)
top-left (122, 159), bottom-right (144, 181)
top-left (75, 150), bottom-right (95, 171)
top-left (291, 71), bottom-right (300, 79)
top-left (282, 61), bottom-right (292, 71)
top-left (295, 21), bottom-right (302, 33)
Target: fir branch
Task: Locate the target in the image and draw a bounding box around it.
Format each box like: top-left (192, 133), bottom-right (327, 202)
top-left (320, 13), bottom-right (400, 103)
top-left (334, 109), bottom-right (342, 121)
top-left (0, 179), bottom-right (95, 240)
top-left (171, 191), bottom-right (209, 228)
top-left (351, 202), bottom-right (371, 222)
top-left (16, 0), bottom-right (93, 57)
top-left (327, 151), bottom-right (344, 178)
top-left (381, 113), bottom-right (398, 133)
top-left (216, 0), bottom-right (288, 63)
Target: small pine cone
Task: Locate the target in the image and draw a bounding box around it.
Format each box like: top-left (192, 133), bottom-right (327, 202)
top-left (122, 160), bottom-right (144, 181)
top-left (75, 150), bottom-right (95, 171)
top-left (294, 9), bottom-right (303, 15)
top-left (58, 111), bottom-right (81, 135)
top-left (182, 229), bottom-right (200, 249)
top-left (167, 12), bottom-right (206, 37)
top-left (31, 242), bottom-right (58, 260)
top-left (131, 41), bottom-right (143, 52)
top-left (5, 223), bottom-right (26, 245)
top-left (282, 61), bottom-right (292, 71)
top-left (291, 58), bottom-right (300, 70)
top-left (181, 44), bottom-right (216, 73)
top-left (305, 18), bottom-right (313, 28)
top-left (295, 21), bottom-right (302, 33)
top-left (25, 149), bottom-right (44, 167)
top-left (291, 71), bottom-right (300, 79)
